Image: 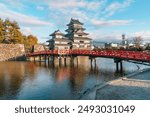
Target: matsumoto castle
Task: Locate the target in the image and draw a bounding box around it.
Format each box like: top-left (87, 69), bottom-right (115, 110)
top-left (47, 18), bottom-right (92, 50)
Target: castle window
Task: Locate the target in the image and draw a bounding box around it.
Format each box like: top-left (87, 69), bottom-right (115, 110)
top-left (80, 41), bottom-right (84, 43)
top-left (80, 45), bottom-right (84, 48)
top-left (55, 47), bottom-right (58, 50)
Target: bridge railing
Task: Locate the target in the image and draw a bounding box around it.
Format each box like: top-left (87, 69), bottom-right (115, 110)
top-left (26, 49), bottom-right (150, 62)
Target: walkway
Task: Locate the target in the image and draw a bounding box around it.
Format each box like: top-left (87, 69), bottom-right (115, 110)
top-left (80, 68), bottom-right (150, 100)
top-left (96, 78), bottom-right (150, 100)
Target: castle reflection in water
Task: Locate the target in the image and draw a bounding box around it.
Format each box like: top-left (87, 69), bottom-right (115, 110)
top-left (0, 56), bottom-right (138, 100)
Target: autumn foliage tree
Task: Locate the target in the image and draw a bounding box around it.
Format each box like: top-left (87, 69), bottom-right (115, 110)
top-left (24, 35), bottom-right (38, 52)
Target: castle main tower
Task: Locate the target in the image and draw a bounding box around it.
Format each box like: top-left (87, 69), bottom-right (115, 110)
top-left (65, 18), bottom-right (92, 49)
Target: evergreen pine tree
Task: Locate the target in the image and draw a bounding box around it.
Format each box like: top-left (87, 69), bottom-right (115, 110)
top-left (0, 18), bottom-right (39, 48)
top-left (11, 21), bottom-right (23, 44)
top-left (3, 18), bottom-right (12, 43)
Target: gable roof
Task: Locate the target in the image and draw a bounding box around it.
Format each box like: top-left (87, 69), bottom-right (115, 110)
top-left (50, 30), bottom-right (64, 36)
top-left (67, 18), bottom-right (83, 26)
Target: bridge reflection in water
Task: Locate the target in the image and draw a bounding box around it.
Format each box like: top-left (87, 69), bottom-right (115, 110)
top-left (0, 56), bottom-right (143, 99)
top-left (32, 56), bottom-right (125, 99)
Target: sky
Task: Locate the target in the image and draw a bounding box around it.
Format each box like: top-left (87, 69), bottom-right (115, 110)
top-left (0, 0), bottom-right (150, 43)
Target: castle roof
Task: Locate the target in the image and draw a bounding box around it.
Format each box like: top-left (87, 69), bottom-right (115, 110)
top-left (47, 37), bottom-right (71, 42)
top-left (55, 44), bottom-right (71, 46)
top-left (65, 26), bottom-right (85, 31)
top-left (73, 37), bottom-right (92, 40)
top-left (67, 18), bottom-right (83, 26)
top-left (75, 29), bottom-right (88, 35)
top-left (50, 30), bottom-right (64, 36)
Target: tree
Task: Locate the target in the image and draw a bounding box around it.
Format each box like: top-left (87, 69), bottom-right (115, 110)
top-left (3, 19), bottom-right (12, 43)
top-left (11, 21), bottom-right (24, 44)
top-left (0, 18), bottom-right (39, 52)
top-left (24, 35), bottom-right (38, 52)
top-left (133, 36), bottom-right (143, 49)
top-left (0, 18), bottom-right (4, 42)
top-left (26, 35), bottom-right (38, 45)
top-left (1, 19), bottom-right (24, 44)
top-left (145, 44), bottom-right (150, 50)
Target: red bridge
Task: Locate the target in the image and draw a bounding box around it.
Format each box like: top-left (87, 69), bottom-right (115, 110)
top-left (27, 49), bottom-right (150, 71)
top-left (27, 49), bottom-right (150, 62)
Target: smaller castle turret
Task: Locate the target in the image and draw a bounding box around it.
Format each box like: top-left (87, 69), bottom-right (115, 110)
top-left (47, 30), bottom-right (71, 50)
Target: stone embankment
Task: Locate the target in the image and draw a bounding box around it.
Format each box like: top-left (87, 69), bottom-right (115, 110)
top-left (0, 44), bottom-right (25, 61)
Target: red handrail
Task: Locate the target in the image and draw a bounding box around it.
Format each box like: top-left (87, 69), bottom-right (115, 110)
top-left (26, 49), bottom-right (150, 62)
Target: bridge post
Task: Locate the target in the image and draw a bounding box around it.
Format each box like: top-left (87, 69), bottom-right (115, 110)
top-left (90, 58), bottom-right (93, 65)
top-left (76, 57), bottom-right (78, 67)
top-left (51, 56), bottom-right (55, 67)
top-left (90, 57), bottom-right (96, 69)
top-left (44, 55), bottom-right (47, 62)
top-left (64, 57), bottom-right (67, 67)
top-left (116, 61), bottom-right (119, 71)
top-left (90, 57), bottom-right (93, 70)
top-left (94, 58), bottom-right (96, 67)
top-left (39, 55), bottom-right (41, 62)
top-left (47, 55), bottom-right (50, 66)
top-left (114, 58), bottom-right (122, 72)
top-left (38, 56), bottom-right (41, 66)
top-left (59, 56), bottom-right (62, 67)
top-left (34, 56), bottom-right (36, 63)
top-left (120, 61), bottom-right (123, 72)
top-left (70, 56), bottom-right (74, 67)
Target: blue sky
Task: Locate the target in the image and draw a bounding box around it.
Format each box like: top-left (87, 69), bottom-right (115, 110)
top-left (0, 0), bottom-right (150, 43)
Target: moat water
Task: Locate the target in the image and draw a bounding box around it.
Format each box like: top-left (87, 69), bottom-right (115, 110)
top-left (0, 57), bottom-right (148, 100)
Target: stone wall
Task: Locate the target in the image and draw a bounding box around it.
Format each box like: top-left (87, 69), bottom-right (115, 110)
top-left (0, 44), bottom-right (25, 61)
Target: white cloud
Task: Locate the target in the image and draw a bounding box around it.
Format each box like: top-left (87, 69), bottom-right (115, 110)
top-left (89, 29), bottom-right (150, 43)
top-left (46, 0), bottom-right (102, 10)
top-left (131, 31), bottom-right (150, 41)
top-left (21, 27), bottom-right (33, 35)
top-left (0, 3), bottom-right (52, 27)
top-left (61, 8), bottom-right (88, 21)
top-left (104, 0), bottom-right (134, 17)
top-left (89, 29), bottom-right (122, 41)
top-left (0, 0), bottom-right (26, 9)
top-left (43, 0), bottom-right (134, 28)
top-left (91, 19), bottom-right (133, 27)
top-left (36, 6), bottom-right (45, 11)
top-left (0, 0), bottom-right (136, 43)
top-left (0, 0), bottom-right (134, 28)
top-left (43, 0), bottom-right (106, 24)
